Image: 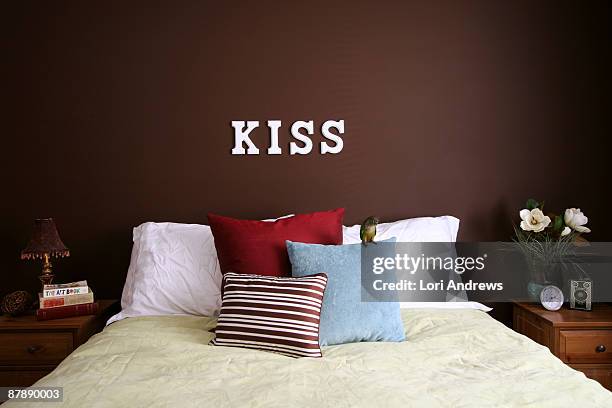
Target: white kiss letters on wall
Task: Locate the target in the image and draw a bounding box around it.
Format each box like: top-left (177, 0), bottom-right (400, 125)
top-left (231, 120), bottom-right (345, 155)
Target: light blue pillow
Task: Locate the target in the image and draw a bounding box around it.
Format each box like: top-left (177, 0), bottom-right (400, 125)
top-left (286, 239), bottom-right (405, 346)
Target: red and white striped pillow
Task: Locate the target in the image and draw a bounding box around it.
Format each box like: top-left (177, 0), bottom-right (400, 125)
top-left (211, 272), bottom-right (328, 358)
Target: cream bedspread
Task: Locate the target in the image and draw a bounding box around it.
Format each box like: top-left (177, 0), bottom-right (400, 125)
top-left (8, 309), bottom-right (612, 407)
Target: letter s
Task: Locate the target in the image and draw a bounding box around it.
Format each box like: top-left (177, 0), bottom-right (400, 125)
top-left (290, 120), bottom-right (314, 155)
top-left (320, 120), bottom-right (344, 154)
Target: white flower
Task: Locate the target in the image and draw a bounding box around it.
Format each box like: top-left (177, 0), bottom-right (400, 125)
top-left (564, 208), bottom-right (591, 233)
top-left (561, 226), bottom-right (571, 236)
top-left (520, 208), bottom-right (551, 233)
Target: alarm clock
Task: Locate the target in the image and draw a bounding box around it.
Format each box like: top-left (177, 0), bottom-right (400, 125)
top-left (540, 285), bottom-right (564, 311)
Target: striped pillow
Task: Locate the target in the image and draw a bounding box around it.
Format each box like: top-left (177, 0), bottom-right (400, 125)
top-left (211, 272), bottom-right (328, 358)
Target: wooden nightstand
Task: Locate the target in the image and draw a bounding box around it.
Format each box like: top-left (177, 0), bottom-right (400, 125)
top-left (513, 302), bottom-right (612, 391)
top-left (0, 299), bottom-right (119, 387)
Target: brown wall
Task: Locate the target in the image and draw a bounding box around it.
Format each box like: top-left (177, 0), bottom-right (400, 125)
top-left (2, 1), bottom-right (611, 301)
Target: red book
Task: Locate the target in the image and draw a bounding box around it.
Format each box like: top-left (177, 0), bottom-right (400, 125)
top-left (36, 302), bottom-right (99, 321)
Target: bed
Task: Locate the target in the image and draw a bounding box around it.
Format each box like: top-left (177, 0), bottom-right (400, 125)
top-left (8, 308), bottom-right (612, 407)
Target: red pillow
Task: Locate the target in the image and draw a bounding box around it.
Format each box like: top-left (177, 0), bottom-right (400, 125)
top-left (208, 208), bottom-right (344, 277)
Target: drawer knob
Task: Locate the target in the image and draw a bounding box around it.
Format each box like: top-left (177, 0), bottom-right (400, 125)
top-left (595, 344), bottom-right (606, 353)
top-left (26, 345), bottom-right (42, 354)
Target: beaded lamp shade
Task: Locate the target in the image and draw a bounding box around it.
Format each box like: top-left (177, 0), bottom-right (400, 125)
top-left (21, 218), bottom-right (70, 260)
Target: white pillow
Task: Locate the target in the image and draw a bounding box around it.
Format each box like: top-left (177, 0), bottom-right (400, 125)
top-left (343, 215), bottom-right (470, 310)
top-left (108, 215), bottom-right (293, 325)
top-left (342, 215), bottom-right (460, 244)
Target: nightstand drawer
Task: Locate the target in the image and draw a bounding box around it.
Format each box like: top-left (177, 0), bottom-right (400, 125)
top-left (569, 365), bottom-right (612, 391)
top-left (560, 330), bottom-right (612, 364)
top-left (0, 332), bottom-right (73, 365)
top-left (0, 369), bottom-right (52, 387)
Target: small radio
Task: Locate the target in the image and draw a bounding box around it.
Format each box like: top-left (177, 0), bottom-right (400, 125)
top-left (570, 279), bottom-right (592, 311)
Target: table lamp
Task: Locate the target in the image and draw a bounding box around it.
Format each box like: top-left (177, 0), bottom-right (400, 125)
top-left (21, 218), bottom-right (70, 287)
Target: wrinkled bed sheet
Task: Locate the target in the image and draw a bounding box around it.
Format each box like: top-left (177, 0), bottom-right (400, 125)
top-left (9, 309), bottom-right (612, 407)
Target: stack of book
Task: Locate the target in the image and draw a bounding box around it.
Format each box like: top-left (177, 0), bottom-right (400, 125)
top-left (37, 280), bottom-right (98, 321)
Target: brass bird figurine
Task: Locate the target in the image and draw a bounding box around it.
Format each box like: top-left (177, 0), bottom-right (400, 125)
top-left (360, 216), bottom-right (379, 246)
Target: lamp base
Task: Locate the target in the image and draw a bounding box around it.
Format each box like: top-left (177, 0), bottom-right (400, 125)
top-left (39, 254), bottom-right (54, 288)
